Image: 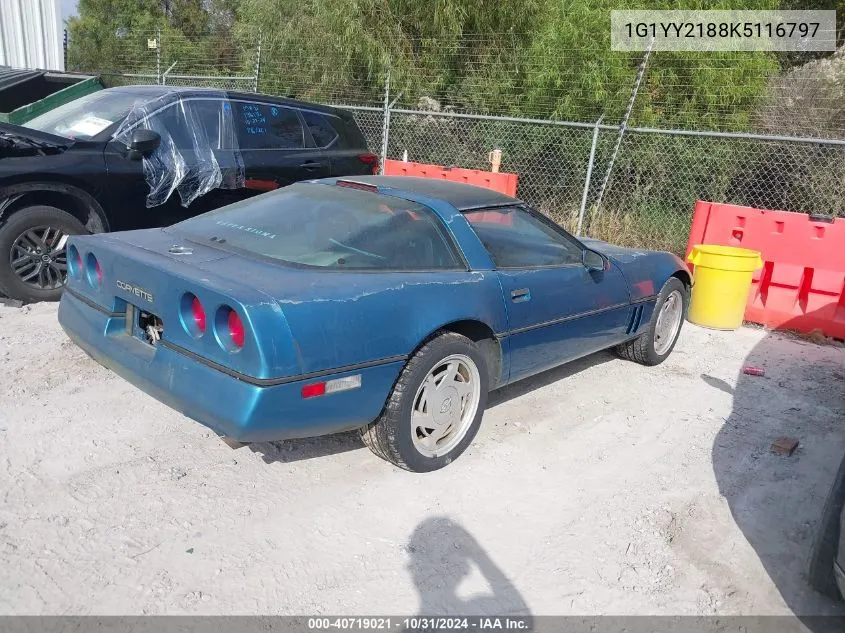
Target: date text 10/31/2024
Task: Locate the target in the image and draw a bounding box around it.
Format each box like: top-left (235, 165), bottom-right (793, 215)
top-left (307, 617), bottom-right (531, 630)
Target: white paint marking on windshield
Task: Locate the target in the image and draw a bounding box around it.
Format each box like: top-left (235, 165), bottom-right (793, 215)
top-left (214, 220), bottom-right (276, 239)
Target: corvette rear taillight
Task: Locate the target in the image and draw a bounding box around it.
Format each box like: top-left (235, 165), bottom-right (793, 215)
top-left (181, 293), bottom-right (206, 337)
top-left (192, 296), bottom-right (206, 333)
top-left (85, 253), bottom-right (101, 289)
top-left (214, 306), bottom-right (245, 351)
top-left (357, 152), bottom-right (379, 175)
top-left (301, 375), bottom-right (362, 399)
top-left (68, 245), bottom-right (82, 279)
top-left (228, 309), bottom-right (245, 348)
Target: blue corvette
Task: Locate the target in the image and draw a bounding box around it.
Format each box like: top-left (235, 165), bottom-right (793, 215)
top-left (58, 176), bottom-right (691, 471)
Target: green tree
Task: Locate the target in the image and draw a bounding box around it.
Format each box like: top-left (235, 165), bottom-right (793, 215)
top-left (68, 0), bottom-right (795, 129)
top-left (67, 0), bottom-right (164, 74)
top-left (169, 0), bottom-right (210, 39)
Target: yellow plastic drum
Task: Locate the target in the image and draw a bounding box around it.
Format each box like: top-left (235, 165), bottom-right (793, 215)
top-left (686, 245), bottom-right (763, 330)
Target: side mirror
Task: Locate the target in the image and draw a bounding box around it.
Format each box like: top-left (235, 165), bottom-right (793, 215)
top-left (582, 249), bottom-right (606, 272)
top-left (127, 129), bottom-right (161, 160)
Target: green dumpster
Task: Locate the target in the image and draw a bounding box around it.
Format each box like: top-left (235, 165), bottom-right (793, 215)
top-left (0, 68), bottom-right (103, 125)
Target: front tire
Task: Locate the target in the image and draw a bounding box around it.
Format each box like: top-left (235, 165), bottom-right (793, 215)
top-left (615, 276), bottom-right (688, 366)
top-left (361, 332), bottom-right (489, 472)
top-left (0, 205), bottom-right (87, 303)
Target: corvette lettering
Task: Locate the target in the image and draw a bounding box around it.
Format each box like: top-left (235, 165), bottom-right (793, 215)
top-left (116, 280), bottom-right (154, 303)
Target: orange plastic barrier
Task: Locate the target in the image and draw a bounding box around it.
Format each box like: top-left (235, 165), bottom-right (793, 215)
top-left (686, 200), bottom-right (845, 339)
top-left (383, 159), bottom-right (518, 197)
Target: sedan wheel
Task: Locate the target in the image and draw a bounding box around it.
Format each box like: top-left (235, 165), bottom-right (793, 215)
top-left (0, 205), bottom-right (87, 303)
top-left (10, 226), bottom-right (70, 291)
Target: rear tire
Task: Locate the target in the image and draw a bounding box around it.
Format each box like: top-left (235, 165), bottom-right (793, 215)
top-left (614, 277), bottom-right (688, 366)
top-left (0, 205), bottom-right (87, 303)
top-left (361, 332), bottom-right (489, 472)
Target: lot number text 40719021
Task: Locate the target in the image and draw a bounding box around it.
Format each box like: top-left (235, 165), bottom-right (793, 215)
top-left (307, 617), bottom-right (531, 631)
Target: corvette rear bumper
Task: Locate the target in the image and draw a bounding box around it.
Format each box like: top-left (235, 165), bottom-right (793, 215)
top-left (58, 291), bottom-right (404, 442)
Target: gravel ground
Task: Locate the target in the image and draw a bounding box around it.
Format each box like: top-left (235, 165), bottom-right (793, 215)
top-left (0, 302), bottom-right (844, 617)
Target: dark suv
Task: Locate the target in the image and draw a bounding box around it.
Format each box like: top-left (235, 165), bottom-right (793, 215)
top-left (0, 86), bottom-right (377, 302)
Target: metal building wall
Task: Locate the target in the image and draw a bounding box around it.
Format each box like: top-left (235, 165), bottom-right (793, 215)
top-left (0, 0), bottom-right (64, 71)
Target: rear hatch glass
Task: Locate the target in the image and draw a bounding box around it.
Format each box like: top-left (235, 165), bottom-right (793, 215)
top-left (168, 182), bottom-right (461, 270)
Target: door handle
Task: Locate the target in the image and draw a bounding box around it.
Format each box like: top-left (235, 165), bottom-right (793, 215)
top-left (299, 161), bottom-right (324, 170)
top-left (511, 288), bottom-right (530, 302)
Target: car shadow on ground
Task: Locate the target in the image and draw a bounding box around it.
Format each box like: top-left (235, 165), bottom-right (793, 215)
top-left (710, 312), bottom-right (845, 631)
top-left (247, 349), bottom-right (615, 465)
top-left (405, 516), bottom-right (532, 619)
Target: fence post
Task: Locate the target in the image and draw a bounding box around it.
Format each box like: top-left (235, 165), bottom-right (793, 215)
top-left (593, 38), bottom-right (654, 214)
top-left (576, 116), bottom-right (603, 237)
top-left (379, 62), bottom-right (391, 175)
top-left (253, 30), bottom-right (262, 93)
top-left (156, 28), bottom-right (161, 85)
top-left (63, 29), bottom-right (68, 71)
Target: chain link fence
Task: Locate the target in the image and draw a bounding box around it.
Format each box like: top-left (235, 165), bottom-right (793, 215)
top-left (95, 72), bottom-right (257, 91)
top-left (349, 105), bottom-right (845, 254)
top-left (66, 26), bottom-right (845, 254)
top-left (380, 110), bottom-right (598, 232)
top-left (590, 130), bottom-right (845, 253)
top-left (159, 74), bottom-right (257, 91)
top-left (99, 73), bottom-right (160, 87)
top-left (343, 107), bottom-right (385, 157)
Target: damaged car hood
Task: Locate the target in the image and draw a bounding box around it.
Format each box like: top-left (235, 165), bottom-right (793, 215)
top-left (0, 123), bottom-right (71, 157)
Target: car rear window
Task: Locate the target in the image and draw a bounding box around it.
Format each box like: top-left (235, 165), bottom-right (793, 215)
top-left (170, 182), bottom-right (462, 270)
top-left (301, 110), bottom-right (339, 148)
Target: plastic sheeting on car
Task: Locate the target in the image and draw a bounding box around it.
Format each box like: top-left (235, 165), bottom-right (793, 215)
top-left (113, 91), bottom-right (245, 208)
